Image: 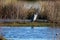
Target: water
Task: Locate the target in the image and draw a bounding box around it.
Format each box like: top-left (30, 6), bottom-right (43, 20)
top-left (0, 26), bottom-right (59, 40)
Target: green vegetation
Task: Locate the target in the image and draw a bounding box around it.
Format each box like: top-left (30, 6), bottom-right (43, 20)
top-left (0, 22), bottom-right (54, 27)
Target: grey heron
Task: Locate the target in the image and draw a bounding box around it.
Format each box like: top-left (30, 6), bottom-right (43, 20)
top-left (31, 8), bottom-right (39, 22)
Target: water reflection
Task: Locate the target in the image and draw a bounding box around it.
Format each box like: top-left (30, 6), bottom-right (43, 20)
top-left (0, 26), bottom-right (60, 40)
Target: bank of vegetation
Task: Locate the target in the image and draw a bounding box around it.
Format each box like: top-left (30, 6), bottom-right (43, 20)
top-left (0, 0), bottom-right (60, 26)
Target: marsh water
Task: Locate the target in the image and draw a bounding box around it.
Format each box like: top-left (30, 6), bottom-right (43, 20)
top-left (0, 26), bottom-right (60, 40)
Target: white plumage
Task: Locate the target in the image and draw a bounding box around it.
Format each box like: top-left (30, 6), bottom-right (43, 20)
top-left (33, 14), bottom-right (38, 21)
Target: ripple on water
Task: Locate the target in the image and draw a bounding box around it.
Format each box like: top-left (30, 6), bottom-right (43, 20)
top-left (0, 27), bottom-right (58, 40)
